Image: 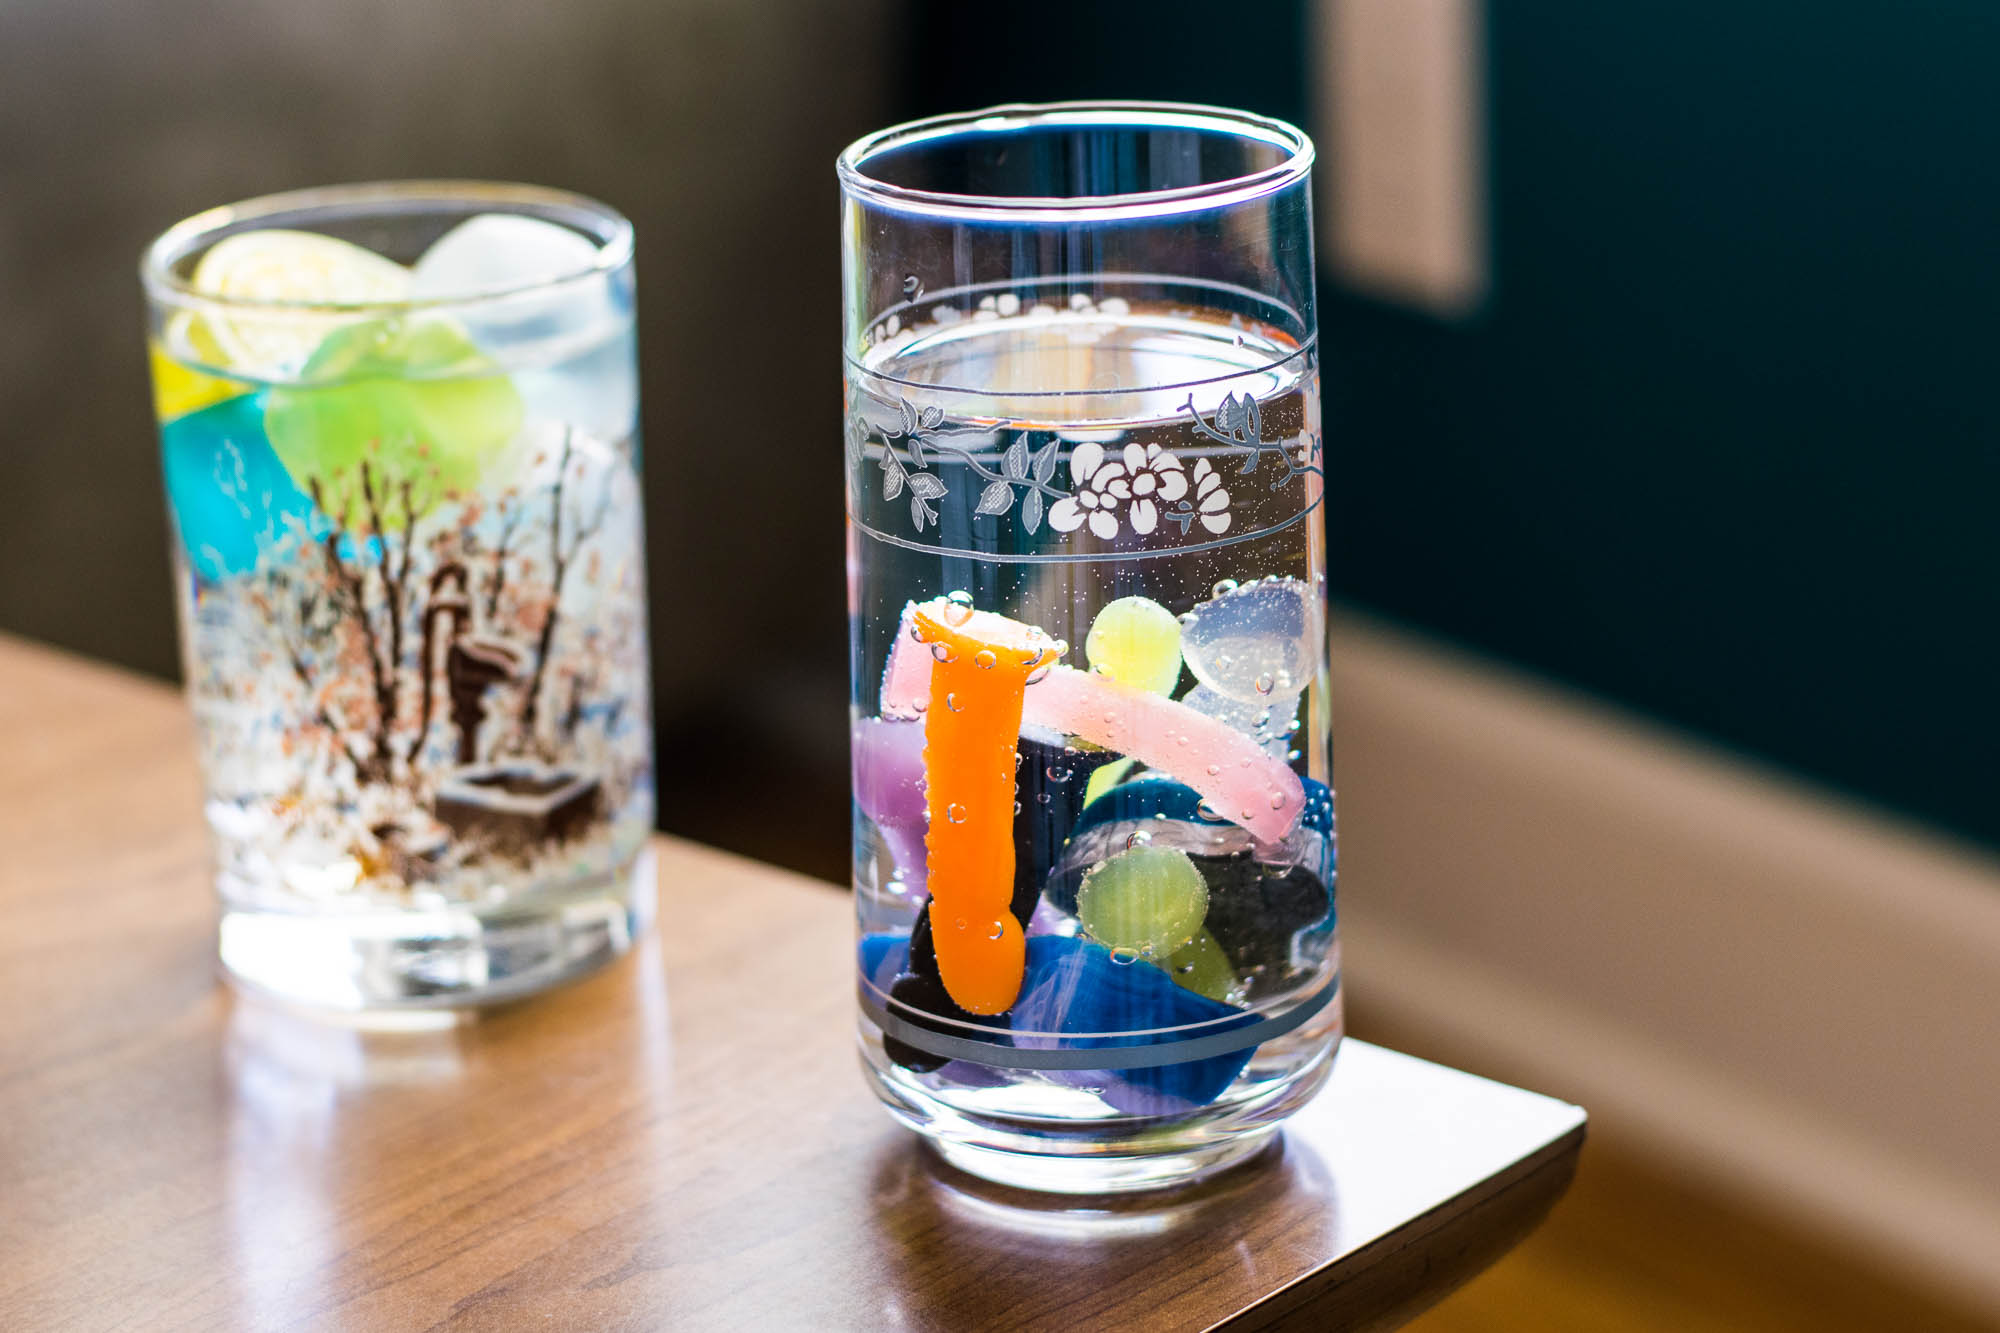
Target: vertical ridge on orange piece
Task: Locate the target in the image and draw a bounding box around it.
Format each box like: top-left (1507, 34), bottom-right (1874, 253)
top-left (913, 600), bottom-right (1059, 1015)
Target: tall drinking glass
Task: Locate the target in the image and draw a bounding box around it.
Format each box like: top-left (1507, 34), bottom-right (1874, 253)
top-left (141, 183), bottom-right (654, 1015)
top-left (841, 104), bottom-right (1339, 1191)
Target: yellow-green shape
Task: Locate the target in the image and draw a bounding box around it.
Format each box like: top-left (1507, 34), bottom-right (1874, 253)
top-left (264, 315), bottom-right (522, 526)
top-left (1082, 755), bottom-right (1139, 808)
top-left (1165, 928), bottom-right (1236, 1003)
top-left (1084, 595), bottom-right (1184, 696)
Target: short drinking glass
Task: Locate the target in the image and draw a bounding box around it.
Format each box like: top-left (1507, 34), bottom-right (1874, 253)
top-left (841, 104), bottom-right (1340, 1191)
top-left (142, 183), bottom-right (655, 1014)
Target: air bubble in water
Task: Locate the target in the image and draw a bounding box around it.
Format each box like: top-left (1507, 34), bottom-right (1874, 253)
top-left (946, 803), bottom-right (968, 824)
top-left (903, 274), bottom-right (924, 297)
top-left (931, 642), bottom-right (956, 664)
top-left (945, 693), bottom-right (963, 712)
top-left (988, 919), bottom-right (1007, 939)
top-left (1125, 829), bottom-right (1152, 850)
top-left (944, 591), bottom-right (974, 625)
top-left (1210, 579), bottom-right (1239, 599)
top-left (973, 649), bottom-right (998, 670)
top-left (1254, 673), bottom-right (1276, 695)
top-left (1109, 947), bottom-right (1139, 966)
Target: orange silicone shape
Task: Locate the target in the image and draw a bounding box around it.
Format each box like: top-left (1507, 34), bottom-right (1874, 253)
top-left (914, 599), bottom-right (1061, 1015)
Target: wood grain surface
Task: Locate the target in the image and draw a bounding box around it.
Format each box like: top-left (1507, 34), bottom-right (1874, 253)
top-left (0, 634), bottom-right (1582, 1331)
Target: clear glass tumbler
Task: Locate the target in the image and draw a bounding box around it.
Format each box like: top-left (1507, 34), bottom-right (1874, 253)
top-left (141, 183), bottom-right (655, 1015)
top-left (842, 104), bottom-right (1340, 1191)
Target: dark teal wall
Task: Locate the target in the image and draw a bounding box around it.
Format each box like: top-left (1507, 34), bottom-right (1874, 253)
top-left (908, 1), bottom-right (2000, 847)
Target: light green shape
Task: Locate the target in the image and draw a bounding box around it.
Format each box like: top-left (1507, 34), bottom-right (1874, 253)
top-left (1165, 928), bottom-right (1236, 1003)
top-left (1084, 595), bottom-right (1184, 696)
top-left (1076, 844), bottom-right (1209, 958)
top-left (265, 315), bottom-right (522, 525)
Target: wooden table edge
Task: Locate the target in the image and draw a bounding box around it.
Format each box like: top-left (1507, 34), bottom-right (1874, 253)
top-left (1214, 1120), bottom-right (1588, 1331)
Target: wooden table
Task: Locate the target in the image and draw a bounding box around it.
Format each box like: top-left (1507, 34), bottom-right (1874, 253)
top-left (0, 634), bottom-right (1585, 1331)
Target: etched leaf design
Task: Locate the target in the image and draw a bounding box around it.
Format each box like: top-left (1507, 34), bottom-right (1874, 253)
top-left (919, 404), bottom-right (944, 430)
top-left (881, 461), bottom-right (905, 501)
top-left (1003, 441), bottom-right (1029, 480)
top-left (975, 480), bottom-right (1014, 515)
top-left (1022, 488), bottom-right (1044, 534)
top-left (1213, 394), bottom-right (1239, 440)
top-left (908, 472), bottom-right (948, 501)
top-left (900, 398), bottom-right (920, 433)
top-left (1032, 439), bottom-right (1060, 485)
top-left (910, 495), bottom-right (927, 529)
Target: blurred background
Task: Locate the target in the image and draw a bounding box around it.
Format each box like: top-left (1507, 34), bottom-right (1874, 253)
top-left (3, 0), bottom-right (1996, 1327)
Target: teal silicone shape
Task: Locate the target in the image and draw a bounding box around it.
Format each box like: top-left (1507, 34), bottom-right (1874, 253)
top-left (160, 392), bottom-right (318, 580)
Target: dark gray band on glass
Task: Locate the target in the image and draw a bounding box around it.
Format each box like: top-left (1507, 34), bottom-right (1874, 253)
top-left (858, 973), bottom-right (1338, 1071)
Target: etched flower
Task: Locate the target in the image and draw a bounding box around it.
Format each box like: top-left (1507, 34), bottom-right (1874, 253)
top-left (1182, 457), bottom-right (1232, 534)
top-left (1049, 441), bottom-right (1190, 539)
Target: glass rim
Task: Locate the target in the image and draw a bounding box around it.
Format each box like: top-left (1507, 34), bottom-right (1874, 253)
top-left (139, 179), bottom-right (635, 315)
top-left (837, 100), bottom-right (1315, 223)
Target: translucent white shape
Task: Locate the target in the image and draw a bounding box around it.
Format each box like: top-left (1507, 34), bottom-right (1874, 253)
top-left (1180, 577), bottom-right (1325, 704)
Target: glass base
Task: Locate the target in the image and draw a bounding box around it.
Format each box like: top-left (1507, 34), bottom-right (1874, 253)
top-left (218, 849), bottom-right (654, 1018)
top-left (929, 1124), bottom-right (1281, 1195)
top-left (864, 1018), bottom-right (1340, 1196)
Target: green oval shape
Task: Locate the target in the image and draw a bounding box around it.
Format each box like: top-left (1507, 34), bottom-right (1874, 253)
top-left (265, 315), bottom-right (523, 526)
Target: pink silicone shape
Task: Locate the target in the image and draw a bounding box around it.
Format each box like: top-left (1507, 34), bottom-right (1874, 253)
top-left (879, 606), bottom-right (1303, 843)
top-left (880, 601), bottom-right (931, 721)
top-left (852, 716), bottom-right (928, 889)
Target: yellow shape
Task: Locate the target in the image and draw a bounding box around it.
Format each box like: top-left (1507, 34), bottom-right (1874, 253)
top-left (148, 322), bottom-right (245, 421)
